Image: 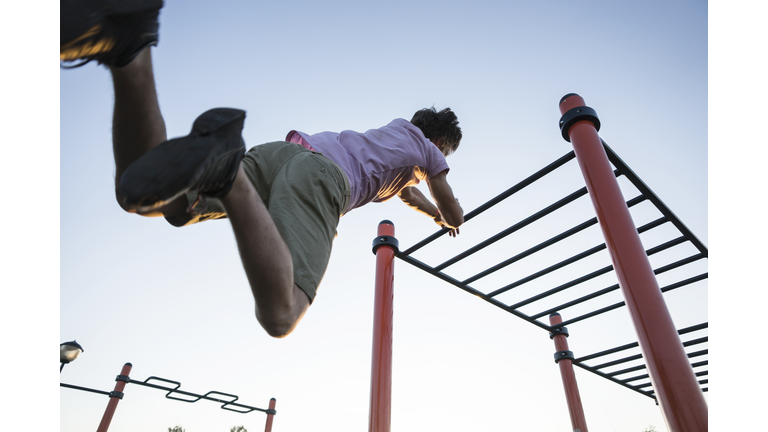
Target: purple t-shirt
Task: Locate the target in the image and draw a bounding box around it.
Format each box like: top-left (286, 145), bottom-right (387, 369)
top-left (287, 119), bottom-right (450, 212)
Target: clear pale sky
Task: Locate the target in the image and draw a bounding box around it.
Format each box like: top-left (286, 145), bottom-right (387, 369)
top-left (4, 0), bottom-right (765, 431)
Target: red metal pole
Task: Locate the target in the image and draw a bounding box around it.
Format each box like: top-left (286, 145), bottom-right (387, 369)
top-left (96, 362), bottom-right (132, 432)
top-left (559, 94), bottom-right (707, 431)
top-left (368, 220), bottom-right (397, 432)
top-left (264, 398), bottom-right (277, 432)
top-left (549, 313), bottom-right (588, 432)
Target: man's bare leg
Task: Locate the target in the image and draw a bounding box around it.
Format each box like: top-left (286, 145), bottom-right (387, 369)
top-left (220, 165), bottom-right (310, 338)
top-left (110, 47), bottom-right (186, 216)
top-left (111, 47), bottom-right (165, 181)
top-left (108, 48), bottom-right (306, 337)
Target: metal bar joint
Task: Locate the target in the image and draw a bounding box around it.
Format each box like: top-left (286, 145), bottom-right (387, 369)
top-left (372, 235), bottom-right (399, 254)
top-left (550, 326), bottom-right (570, 339)
top-left (559, 105), bottom-right (600, 142)
top-left (554, 350), bottom-right (575, 364)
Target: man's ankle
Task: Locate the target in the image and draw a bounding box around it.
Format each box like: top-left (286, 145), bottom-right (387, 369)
top-left (110, 46), bottom-right (152, 76)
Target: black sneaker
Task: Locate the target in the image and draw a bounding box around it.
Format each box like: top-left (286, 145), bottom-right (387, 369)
top-left (118, 108), bottom-right (247, 213)
top-left (60, 0), bottom-right (163, 68)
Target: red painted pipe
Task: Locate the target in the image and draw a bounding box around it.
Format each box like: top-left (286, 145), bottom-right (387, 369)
top-left (559, 94), bottom-right (707, 431)
top-left (96, 362), bottom-right (132, 432)
top-left (368, 221), bottom-right (396, 432)
top-left (549, 313), bottom-right (588, 432)
top-left (264, 398), bottom-right (277, 432)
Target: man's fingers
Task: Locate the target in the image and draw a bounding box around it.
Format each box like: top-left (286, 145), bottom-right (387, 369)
top-left (440, 225), bottom-right (460, 237)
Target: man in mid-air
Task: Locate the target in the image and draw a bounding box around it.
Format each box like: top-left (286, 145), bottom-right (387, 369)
top-left (61, 0), bottom-right (465, 337)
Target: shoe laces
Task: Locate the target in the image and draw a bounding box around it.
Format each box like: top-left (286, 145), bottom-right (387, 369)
top-left (187, 194), bottom-right (209, 215)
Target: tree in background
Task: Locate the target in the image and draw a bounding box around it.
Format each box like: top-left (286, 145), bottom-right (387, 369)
top-left (165, 424), bottom-right (246, 431)
top-left (641, 426), bottom-right (657, 432)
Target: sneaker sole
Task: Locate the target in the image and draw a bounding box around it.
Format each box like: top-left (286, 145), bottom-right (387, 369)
top-left (60, 0), bottom-right (164, 46)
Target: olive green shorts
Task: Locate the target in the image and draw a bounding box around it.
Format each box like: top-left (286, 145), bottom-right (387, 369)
top-left (165, 141), bottom-right (351, 303)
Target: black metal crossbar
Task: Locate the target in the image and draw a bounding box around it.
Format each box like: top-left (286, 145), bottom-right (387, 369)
top-left (61, 373), bottom-right (275, 415)
top-left (574, 324), bottom-right (708, 399)
top-left (394, 140), bottom-right (708, 402)
top-left (601, 141), bottom-right (707, 256)
top-left (60, 383), bottom-right (111, 396)
top-left (129, 376), bottom-right (274, 414)
top-left (401, 151), bottom-right (578, 256)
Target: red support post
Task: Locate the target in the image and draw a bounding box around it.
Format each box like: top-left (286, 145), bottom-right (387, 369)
top-left (264, 398), bottom-right (277, 432)
top-left (549, 313), bottom-right (588, 432)
top-left (96, 362), bottom-right (132, 432)
top-left (368, 220), bottom-right (398, 432)
top-left (559, 94), bottom-right (707, 431)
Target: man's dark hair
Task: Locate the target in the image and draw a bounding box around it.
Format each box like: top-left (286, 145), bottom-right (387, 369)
top-left (410, 106), bottom-right (462, 156)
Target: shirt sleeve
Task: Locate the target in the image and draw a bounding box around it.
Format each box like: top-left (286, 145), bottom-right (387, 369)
top-left (425, 140), bottom-right (450, 179)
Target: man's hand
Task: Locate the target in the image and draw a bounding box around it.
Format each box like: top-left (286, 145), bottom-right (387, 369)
top-left (433, 204), bottom-right (460, 237)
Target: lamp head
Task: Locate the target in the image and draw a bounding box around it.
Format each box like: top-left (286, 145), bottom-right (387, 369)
top-left (60, 341), bottom-right (84, 364)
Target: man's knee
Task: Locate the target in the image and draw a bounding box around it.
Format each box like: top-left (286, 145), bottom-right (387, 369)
top-left (257, 312), bottom-right (299, 339)
top-left (256, 285), bottom-right (310, 338)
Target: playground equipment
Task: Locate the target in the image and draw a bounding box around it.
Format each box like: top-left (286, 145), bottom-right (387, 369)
top-left (368, 94), bottom-right (708, 432)
top-left (60, 360), bottom-right (277, 432)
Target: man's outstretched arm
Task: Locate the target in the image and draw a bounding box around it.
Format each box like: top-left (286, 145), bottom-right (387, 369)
top-left (426, 170), bottom-right (464, 228)
top-left (398, 170), bottom-right (463, 234)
